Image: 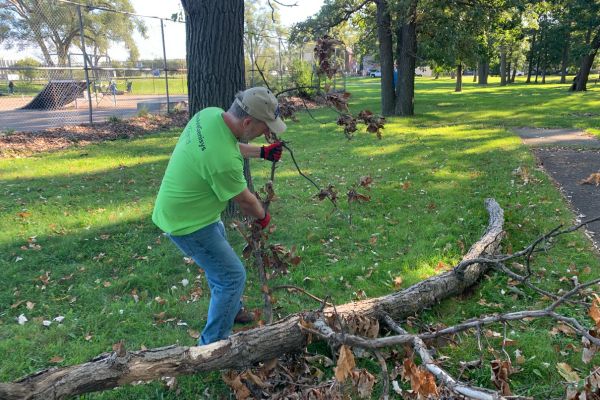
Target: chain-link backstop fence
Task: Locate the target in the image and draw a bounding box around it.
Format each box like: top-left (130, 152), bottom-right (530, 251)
top-left (0, 0), bottom-right (188, 132)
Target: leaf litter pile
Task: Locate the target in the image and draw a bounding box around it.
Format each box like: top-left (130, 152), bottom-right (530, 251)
top-left (0, 111), bottom-right (189, 157)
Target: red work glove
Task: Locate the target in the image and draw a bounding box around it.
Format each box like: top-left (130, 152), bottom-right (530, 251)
top-left (255, 211), bottom-right (271, 230)
top-left (260, 141), bottom-right (283, 162)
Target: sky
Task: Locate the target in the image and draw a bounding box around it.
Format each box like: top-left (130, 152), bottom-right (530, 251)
top-left (1, 0), bottom-right (324, 62)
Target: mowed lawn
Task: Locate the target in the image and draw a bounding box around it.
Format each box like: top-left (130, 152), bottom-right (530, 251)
top-left (1, 76), bottom-right (600, 398)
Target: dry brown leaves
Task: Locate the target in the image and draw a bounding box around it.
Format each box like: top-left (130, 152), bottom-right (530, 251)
top-left (221, 352), bottom-right (375, 400)
top-left (314, 35), bottom-right (343, 79)
top-left (278, 98), bottom-right (298, 122)
top-left (316, 184), bottom-right (338, 206)
top-left (580, 172), bottom-right (600, 186)
top-left (357, 110), bottom-right (385, 139)
top-left (490, 359), bottom-right (514, 396)
top-left (401, 357), bottom-right (439, 399)
top-left (325, 92), bottom-right (351, 113)
top-left (336, 114), bottom-right (357, 139)
top-left (0, 111), bottom-right (188, 157)
top-left (326, 313), bottom-right (380, 339)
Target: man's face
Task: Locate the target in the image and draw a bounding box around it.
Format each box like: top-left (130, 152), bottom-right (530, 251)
top-left (242, 118), bottom-right (271, 142)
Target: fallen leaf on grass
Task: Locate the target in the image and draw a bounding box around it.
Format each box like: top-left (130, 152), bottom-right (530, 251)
top-left (393, 276), bottom-right (403, 289)
top-left (590, 295), bottom-right (600, 329)
top-left (491, 359), bottom-right (513, 395)
top-left (334, 345), bottom-right (356, 382)
top-left (352, 369), bottom-right (376, 398)
top-left (550, 323), bottom-right (577, 337)
top-left (556, 362), bottom-right (580, 383)
top-left (222, 370), bottom-right (251, 400)
top-left (401, 358), bottom-right (439, 398)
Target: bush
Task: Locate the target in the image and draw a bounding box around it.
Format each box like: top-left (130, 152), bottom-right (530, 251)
top-left (289, 60), bottom-right (316, 99)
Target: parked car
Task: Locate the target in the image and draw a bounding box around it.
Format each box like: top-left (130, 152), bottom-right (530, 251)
top-left (369, 69), bottom-right (381, 77)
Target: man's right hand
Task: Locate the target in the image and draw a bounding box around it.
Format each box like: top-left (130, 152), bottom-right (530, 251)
top-left (255, 211), bottom-right (271, 229)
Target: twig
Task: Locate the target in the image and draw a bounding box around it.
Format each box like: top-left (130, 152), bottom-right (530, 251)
top-left (303, 278), bottom-right (600, 351)
top-left (373, 350), bottom-right (389, 400)
top-left (254, 59), bottom-right (273, 92)
top-left (454, 216), bottom-right (600, 276)
top-left (382, 314), bottom-right (505, 400)
top-left (275, 86), bottom-right (321, 97)
top-left (272, 285), bottom-right (334, 307)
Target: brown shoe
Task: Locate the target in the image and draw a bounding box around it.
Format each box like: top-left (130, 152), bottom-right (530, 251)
top-left (234, 308), bottom-right (255, 324)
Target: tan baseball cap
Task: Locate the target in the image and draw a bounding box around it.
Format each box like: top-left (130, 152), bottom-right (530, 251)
top-left (235, 87), bottom-right (287, 134)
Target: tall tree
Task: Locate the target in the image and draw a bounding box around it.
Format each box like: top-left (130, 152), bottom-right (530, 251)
top-left (180, 0), bottom-right (245, 116)
top-left (418, 0), bottom-right (480, 92)
top-left (569, 0), bottom-right (600, 91)
top-left (375, 0), bottom-right (395, 115)
top-left (0, 0), bottom-right (145, 66)
top-left (394, 0), bottom-right (418, 116)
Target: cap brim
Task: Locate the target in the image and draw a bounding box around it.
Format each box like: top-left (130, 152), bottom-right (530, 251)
top-left (265, 117), bottom-right (287, 134)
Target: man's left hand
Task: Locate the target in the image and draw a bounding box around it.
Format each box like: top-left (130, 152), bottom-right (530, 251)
top-left (260, 141), bottom-right (283, 162)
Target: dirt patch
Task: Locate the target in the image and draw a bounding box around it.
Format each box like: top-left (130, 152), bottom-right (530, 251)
top-left (0, 111), bottom-right (189, 157)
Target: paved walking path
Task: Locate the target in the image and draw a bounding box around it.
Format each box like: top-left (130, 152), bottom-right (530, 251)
top-left (514, 127), bottom-right (600, 250)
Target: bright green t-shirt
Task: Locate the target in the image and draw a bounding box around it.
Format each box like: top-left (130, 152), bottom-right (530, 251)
top-left (152, 108), bottom-right (246, 235)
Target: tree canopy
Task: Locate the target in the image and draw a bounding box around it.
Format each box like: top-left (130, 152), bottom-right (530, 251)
top-left (0, 0), bottom-right (146, 66)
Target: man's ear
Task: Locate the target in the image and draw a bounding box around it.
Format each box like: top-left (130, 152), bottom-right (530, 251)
top-left (242, 117), bottom-right (253, 129)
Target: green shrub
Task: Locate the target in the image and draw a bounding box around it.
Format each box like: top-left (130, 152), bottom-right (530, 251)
top-left (289, 60), bottom-right (316, 99)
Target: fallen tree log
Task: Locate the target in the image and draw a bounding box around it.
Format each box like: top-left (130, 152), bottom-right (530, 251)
top-left (0, 198), bottom-right (504, 400)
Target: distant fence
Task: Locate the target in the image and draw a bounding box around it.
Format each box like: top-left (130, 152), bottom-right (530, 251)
top-left (0, 0), bottom-right (187, 131)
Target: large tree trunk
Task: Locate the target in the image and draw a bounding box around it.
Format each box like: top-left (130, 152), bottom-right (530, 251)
top-left (395, 0), bottom-right (418, 116)
top-left (181, 0), bottom-right (245, 116)
top-left (376, 0), bottom-right (395, 116)
top-left (571, 30), bottom-right (600, 91)
top-left (526, 31), bottom-right (537, 83)
top-left (477, 58), bottom-right (489, 85)
top-left (0, 200), bottom-right (504, 400)
top-left (455, 63), bottom-right (462, 92)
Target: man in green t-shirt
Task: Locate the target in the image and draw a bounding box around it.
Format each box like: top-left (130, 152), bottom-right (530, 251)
top-left (152, 87), bottom-right (285, 345)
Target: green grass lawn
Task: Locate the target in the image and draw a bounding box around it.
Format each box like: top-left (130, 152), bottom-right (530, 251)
top-left (1, 76), bottom-right (600, 398)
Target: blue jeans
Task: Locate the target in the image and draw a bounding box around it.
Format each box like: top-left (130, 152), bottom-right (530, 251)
top-left (168, 221), bottom-right (245, 345)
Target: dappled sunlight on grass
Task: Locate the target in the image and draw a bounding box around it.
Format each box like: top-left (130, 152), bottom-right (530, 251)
top-left (0, 155), bottom-right (170, 181)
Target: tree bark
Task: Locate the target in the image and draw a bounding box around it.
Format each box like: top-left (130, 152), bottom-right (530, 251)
top-left (179, 0), bottom-right (249, 219)
top-left (375, 0), bottom-right (395, 116)
top-left (0, 199), bottom-right (504, 400)
top-left (477, 58), bottom-right (489, 85)
top-left (560, 28), bottom-right (571, 84)
top-left (571, 30), bottom-right (600, 91)
top-left (181, 0), bottom-right (246, 116)
top-left (499, 46), bottom-right (507, 86)
top-left (395, 0), bottom-right (418, 116)
top-left (455, 63), bottom-right (462, 92)
top-left (526, 31), bottom-right (536, 83)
